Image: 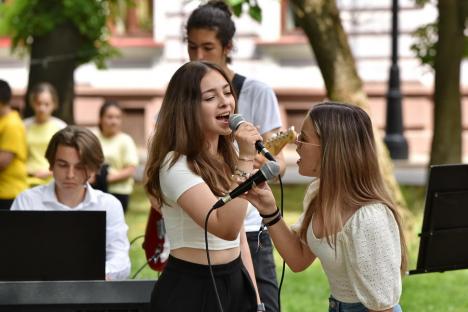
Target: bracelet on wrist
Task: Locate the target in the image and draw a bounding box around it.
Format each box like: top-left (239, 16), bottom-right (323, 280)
top-left (262, 210), bottom-right (280, 224)
top-left (263, 212), bottom-right (282, 227)
top-left (233, 167), bottom-right (250, 179)
top-left (259, 207), bottom-right (280, 218)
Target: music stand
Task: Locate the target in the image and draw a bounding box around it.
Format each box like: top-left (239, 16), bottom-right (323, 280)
top-left (410, 164), bottom-right (468, 274)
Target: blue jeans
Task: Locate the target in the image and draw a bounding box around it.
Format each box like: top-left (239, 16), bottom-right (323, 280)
top-left (329, 296), bottom-right (403, 312)
top-left (247, 230), bottom-right (279, 312)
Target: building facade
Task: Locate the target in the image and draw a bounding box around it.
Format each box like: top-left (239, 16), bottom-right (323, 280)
top-left (1, 0), bottom-right (467, 161)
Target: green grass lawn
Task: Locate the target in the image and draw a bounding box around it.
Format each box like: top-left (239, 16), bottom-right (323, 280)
top-left (125, 183), bottom-right (468, 311)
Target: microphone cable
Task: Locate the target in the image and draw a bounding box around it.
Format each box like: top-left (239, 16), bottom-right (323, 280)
top-left (277, 174), bottom-right (286, 312)
top-left (132, 260), bottom-right (149, 279)
top-left (203, 172), bottom-right (285, 312)
top-left (130, 234), bottom-right (145, 246)
top-left (129, 234), bottom-right (163, 279)
top-left (204, 206), bottom-right (225, 312)
top-left (129, 235), bottom-right (149, 279)
top-left (131, 250), bottom-right (163, 279)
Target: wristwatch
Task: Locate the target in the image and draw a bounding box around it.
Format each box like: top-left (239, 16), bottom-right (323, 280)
top-left (257, 302), bottom-right (266, 312)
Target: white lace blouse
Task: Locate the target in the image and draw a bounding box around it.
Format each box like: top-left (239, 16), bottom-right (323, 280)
top-left (291, 180), bottom-right (402, 310)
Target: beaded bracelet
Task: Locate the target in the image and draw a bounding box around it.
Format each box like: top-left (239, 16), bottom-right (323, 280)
top-left (263, 212), bottom-right (282, 227)
top-left (234, 167), bottom-right (250, 179)
top-left (232, 174), bottom-right (247, 183)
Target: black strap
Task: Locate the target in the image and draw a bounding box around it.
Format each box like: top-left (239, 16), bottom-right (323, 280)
top-left (232, 73), bottom-right (246, 98)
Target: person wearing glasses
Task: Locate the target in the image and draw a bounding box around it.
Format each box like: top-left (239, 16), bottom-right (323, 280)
top-left (245, 102), bottom-right (407, 312)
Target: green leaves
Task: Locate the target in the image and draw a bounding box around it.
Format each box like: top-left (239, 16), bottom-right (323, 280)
top-left (225, 0), bottom-right (262, 23)
top-left (410, 22), bottom-right (437, 68)
top-left (0, 0), bottom-right (122, 67)
top-left (248, 3), bottom-right (262, 22)
top-left (410, 2), bottom-right (468, 69)
top-left (230, 3), bottom-right (243, 17)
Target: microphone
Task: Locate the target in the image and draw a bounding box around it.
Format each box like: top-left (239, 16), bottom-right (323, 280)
top-left (229, 114), bottom-right (276, 161)
top-left (212, 161), bottom-right (280, 209)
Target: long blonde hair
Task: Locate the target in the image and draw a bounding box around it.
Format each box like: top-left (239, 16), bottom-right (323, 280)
top-left (298, 102), bottom-right (408, 273)
top-left (145, 61), bottom-right (238, 205)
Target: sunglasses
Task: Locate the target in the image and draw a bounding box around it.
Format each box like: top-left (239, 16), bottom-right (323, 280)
top-left (295, 134), bottom-right (321, 148)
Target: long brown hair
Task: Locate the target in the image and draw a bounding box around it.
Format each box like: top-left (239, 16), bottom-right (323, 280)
top-left (145, 61), bottom-right (238, 205)
top-left (298, 102), bottom-right (408, 273)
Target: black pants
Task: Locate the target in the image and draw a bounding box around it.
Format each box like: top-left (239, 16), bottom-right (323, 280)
top-left (0, 199), bottom-right (14, 210)
top-left (150, 255), bottom-right (257, 312)
top-left (247, 230), bottom-right (279, 312)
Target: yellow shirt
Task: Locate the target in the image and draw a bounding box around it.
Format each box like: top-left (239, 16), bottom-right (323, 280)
top-left (96, 131), bottom-right (139, 195)
top-left (24, 117), bottom-right (66, 186)
top-left (0, 110), bottom-right (27, 199)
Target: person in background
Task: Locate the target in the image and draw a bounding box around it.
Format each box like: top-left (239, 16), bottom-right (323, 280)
top-left (24, 82), bottom-right (66, 187)
top-left (95, 100), bottom-right (138, 213)
top-left (0, 79), bottom-right (27, 210)
top-left (11, 126), bottom-right (131, 280)
top-left (245, 102), bottom-right (408, 312)
top-left (145, 61), bottom-right (262, 311)
top-left (185, 2), bottom-right (285, 310)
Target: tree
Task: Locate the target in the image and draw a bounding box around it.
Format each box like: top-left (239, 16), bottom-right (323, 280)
top-left (430, 0), bottom-right (467, 165)
top-left (0, 0), bottom-right (119, 124)
top-left (412, 0), bottom-right (467, 165)
top-left (230, 0), bottom-right (406, 208)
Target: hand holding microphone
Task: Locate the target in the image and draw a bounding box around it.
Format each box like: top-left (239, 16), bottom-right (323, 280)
top-left (213, 161), bottom-right (280, 209)
top-left (228, 114), bottom-right (262, 161)
top-left (242, 178), bottom-right (279, 219)
top-left (229, 114), bottom-right (276, 162)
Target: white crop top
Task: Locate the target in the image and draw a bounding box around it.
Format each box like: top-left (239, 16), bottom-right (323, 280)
top-left (291, 181), bottom-right (402, 310)
top-left (159, 152), bottom-right (240, 250)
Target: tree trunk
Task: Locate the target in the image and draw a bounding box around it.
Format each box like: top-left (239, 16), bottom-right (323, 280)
top-left (429, 0), bottom-right (466, 165)
top-left (24, 22), bottom-right (82, 124)
top-left (289, 0), bottom-right (406, 208)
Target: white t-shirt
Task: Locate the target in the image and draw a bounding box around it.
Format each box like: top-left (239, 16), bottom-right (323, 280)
top-left (160, 152), bottom-right (240, 250)
top-left (11, 182), bottom-right (131, 280)
top-left (237, 77), bottom-right (282, 232)
top-left (292, 181), bottom-right (402, 310)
